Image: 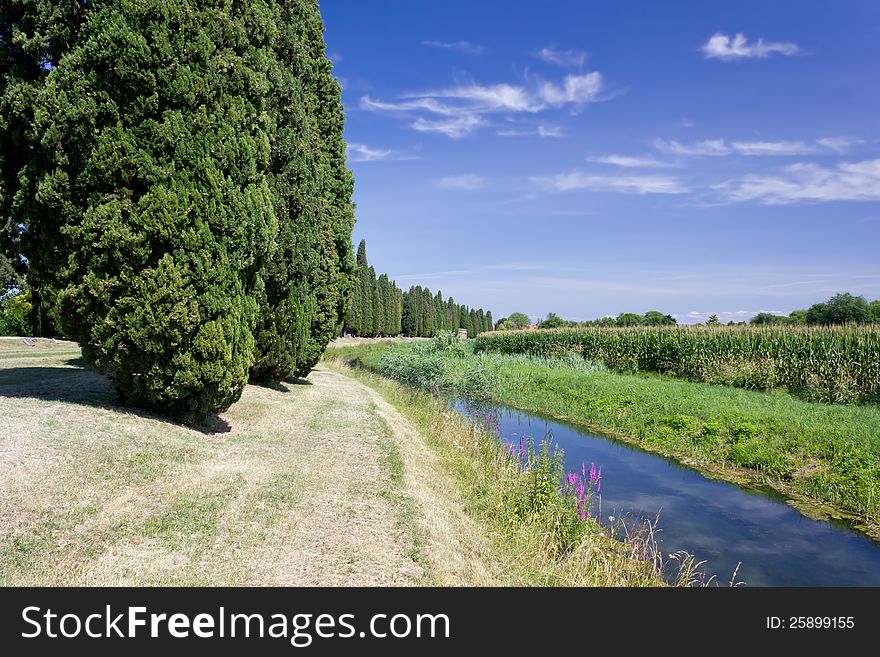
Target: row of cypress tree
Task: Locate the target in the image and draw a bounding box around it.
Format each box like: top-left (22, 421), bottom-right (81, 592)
top-left (343, 240), bottom-right (493, 339)
top-left (0, 1), bottom-right (354, 422)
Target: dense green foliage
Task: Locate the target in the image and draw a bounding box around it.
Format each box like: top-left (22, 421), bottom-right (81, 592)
top-left (250, 0), bottom-right (354, 382)
top-left (342, 240), bottom-right (493, 338)
top-left (1, 1), bottom-right (353, 420)
top-left (751, 294), bottom-right (880, 326)
top-left (497, 310), bottom-right (677, 330)
top-left (333, 342), bottom-right (880, 529)
top-left (475, 325), bottom-right (880, 404)
top-left (0, 289), bottom-right (31, 336)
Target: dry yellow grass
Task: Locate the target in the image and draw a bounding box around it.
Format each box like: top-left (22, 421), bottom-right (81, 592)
top-left (0, 341), bottom-right (440, 585)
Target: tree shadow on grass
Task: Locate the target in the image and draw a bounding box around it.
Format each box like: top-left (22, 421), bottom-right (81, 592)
top-left (249, 377), bottom-right (312, 392)
top-left (0, 361), bottom-right (231, 435)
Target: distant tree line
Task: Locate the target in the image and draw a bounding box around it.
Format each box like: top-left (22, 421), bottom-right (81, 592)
top-left (749, 293), bottom-right (880, 326)
top-left (491, 294), bottom-right (880, 331)
top-left (494, 310), bottom-right (677, 330)
top-left (342, 241), bottom-right (493, 338)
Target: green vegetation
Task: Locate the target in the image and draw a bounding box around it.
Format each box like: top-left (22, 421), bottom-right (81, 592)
top-left (250, 0), bottom-right (355, 383)
top-left (497, 310), bottom-right (677, 330)
top-left (324, 355), bottom-right (696, 586)
top-left (475, 324), bottom-right (880, 404)
top-left (2, 338), bottom-right (680, 586)
top-left (342, 240), bottom-right (493, 338)
top-left (499, 293), bottom-right (880, 332)
top-left (0, 290), bottom-right (30, 336)
top-left (495, 312), bottom-right (532, 331)
top-left (751, 293), bottom-right (880, 326)
top-left (1, 2), bottom-right (353, 421)
top-left (331, 338), bottom-right (880, 534)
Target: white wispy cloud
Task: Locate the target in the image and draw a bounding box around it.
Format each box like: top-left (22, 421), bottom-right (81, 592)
top-left (360, 96), bottom-right (461, 116)
top-left (361, 72), bottom-right (604, 138)
top-left (498, 124), bottom-right (564, 138)
top-left (701, 32), bottom-right (800, 60)
top-left (817, 137), bottom-right (864, 154)
top-left (532, 171), bottom-right (690, 194)
top-left (654, 138), bottom-right (730, 156)
top-left (346, 143), bottom-right (392, 162)
top-left (537, 73), bottom-right (603, 106)
top-left (412, 115), bottom-right (484, 138)
top-left (532, 46), bottom-right (588, 68)
top-left (421, 83), bottom-right (542, 112)
top-left (730, 140), bottom-right (814, 156)
top-left (590, 154), bottom-right (675, 168)
top-left (655, 138), bottom-right (819, 157)
top-left (437, 174), bottom-right (488, 190)
top-left (538, 124), bottom-right (564, 138)
top-left (422, 40), bottom-right (486, 55)
top-left (721, 159), bottom-right (880, 204)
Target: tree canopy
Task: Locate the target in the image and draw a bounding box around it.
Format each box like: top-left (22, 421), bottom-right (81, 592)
top-left (0, 1), bottom-right (354, 421)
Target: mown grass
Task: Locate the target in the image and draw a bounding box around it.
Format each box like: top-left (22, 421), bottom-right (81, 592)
top-left (323, 353), bottom-right (713, 586)
top-left (328, 340), bottom-right (880, 536)
top-left (0, 340), bottom-right (423, 586)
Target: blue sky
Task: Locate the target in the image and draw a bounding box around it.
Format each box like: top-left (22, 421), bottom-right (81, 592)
top-left (320, 0), bottom-right (880, 324)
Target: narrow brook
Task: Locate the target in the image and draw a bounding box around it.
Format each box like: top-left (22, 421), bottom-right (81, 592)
top-left (454, 399), bottom-right (880, 586)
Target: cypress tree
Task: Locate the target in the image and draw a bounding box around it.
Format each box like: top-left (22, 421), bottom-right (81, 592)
top-left (1, 2), bottom-right (90, 337)
top-left (355, 240), bottom-right (374, 336)
top-left (392, 285), bottom-right (403, 335)
top-left (422, 287), bottom-right (435, 337)
top-left (370, 266), bottom-right (381, 336)
top-left (378, 273), bottom-right (394, 337)
top-left (13, 1), bottom-right (281, 421)
top-left (433, 290), bottom-right (444, 331)
top-left (343, 274), bottom-right (360, 335)
top-left (3, 1), bottom-right (356, 415)
top-left (251, 0), bottom-right (354, 379)
top-left (406, 287), bottom-right (415, 336)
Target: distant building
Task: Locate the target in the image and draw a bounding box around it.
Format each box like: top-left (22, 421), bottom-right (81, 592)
top-left (457, 328), bottom-right (469, 340)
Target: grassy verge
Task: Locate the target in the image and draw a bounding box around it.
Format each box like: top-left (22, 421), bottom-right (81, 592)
top-left (328, 340), bottom-right (880, 539)
top-left (0, 339), bottom-right (423, 585)
top-left (322, 354), bottom-right (706, 586)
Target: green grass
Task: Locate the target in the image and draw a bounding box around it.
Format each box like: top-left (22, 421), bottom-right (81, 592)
top-left (474, 325), bottom-right (880, 405)
top-left (323, 356), bottom-right (678, 586)
top-left (329, 341), bottom-right (880, 535)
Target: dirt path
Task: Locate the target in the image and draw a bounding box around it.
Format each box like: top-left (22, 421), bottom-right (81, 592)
top-left (0, 342), bottom-right (454, 586)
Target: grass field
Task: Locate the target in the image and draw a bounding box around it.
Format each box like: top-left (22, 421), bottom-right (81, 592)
top-left (330, 340), bottom-right (880, 536)
top-left (0, 338), bottom-right (425, 585)
top-left (0, 338), bottom-right (668, 586)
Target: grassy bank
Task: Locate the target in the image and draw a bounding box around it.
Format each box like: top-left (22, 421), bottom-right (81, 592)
top-left (322, 355), bottom-right (694, 586)
top-left (329, 340), bottom-right (880, 537)
top-left (474, 325), bottom-right (880, 405)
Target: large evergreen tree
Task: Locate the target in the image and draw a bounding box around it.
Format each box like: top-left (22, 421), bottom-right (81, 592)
top-left (2, 1), bottom-right (354, 419)
top-left (11, 2), bottom-right (282, 421)
top-left (251, 0), bottom-right (354, 380)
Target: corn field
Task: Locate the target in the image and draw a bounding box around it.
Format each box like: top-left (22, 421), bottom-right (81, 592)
top-left (474, 325), bottom-right (880, 404)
